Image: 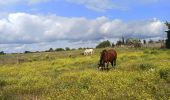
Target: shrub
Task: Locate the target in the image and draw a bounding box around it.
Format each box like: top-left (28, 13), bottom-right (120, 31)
top-left (0, 79), bottom-right (6, 87)
top-left (96, 40), bottom-right (111, 48)
top-left (133, 63), bottom-right (155, 70)
top-left (0, 51), bottom-right (5, 55)
top-left (159, 68), bottom-right (170, 82)
top-left (150, 50), bottom-right (159, 54)
top-left (143, 50), bottom-right (150, 54)
top-left (65, 47), bottom-right (70, 51)
top-left (55, 48), bottom-right (65, 51)
top-left (46, 48), bottom-right (54, 52)
top-left (137, 63), bottom-right (155, 71)
top-left (143, 49), bottom-right (159, 55)
top-left (24, 51), bottom-right (32, 53)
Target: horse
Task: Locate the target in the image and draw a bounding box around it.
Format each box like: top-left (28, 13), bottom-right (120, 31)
top-left (84, 49), bottom-right (94, 56)
top-left (98, 49), bottom-right (117, 70)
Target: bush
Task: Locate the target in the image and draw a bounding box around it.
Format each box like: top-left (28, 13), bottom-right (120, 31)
top-left (137, 63), bottom-right (155, 71)
top-left (143, 50), bottom-right (150, 54)
top-left (96, 40), bottom-right (111, 48)
top-left (0, 51), bottom-right (5, 55)
top-left (0, 79), bottom-right (6, 87)
top-left (24, 51), bottom-right (32, 53)
top-left (55, 48), bottom-right (65, 51)
top-left (143, 49), bottom-right (159, 55)
top-left (150, 50), bottom-right (159, 54)
top-left (65, 47), bottom-right (70, 51)
top-left (159, 68), bottom-right (170, 82)
top-left (46, 48), bottom-right (54, 52)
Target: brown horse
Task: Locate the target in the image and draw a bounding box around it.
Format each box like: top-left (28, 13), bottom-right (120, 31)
top-left (98, 49), bottom-right (117, 70)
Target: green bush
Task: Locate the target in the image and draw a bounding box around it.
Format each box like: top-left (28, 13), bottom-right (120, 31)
top-left (137, 63), bottom-right (155, 71)
top-left (143, 49), bottom-right (159, 55)
top-left (150, 50), bottom-right (159, 54)
top-left (65, 47), bottom-right (70, 51)
top-left (55, 48), bottom-right (65, 51)
top-left (143, 50), bottom-right (150, 54)
top-left (0, 79), bottom-right (6, 87)
top-left (159, 68), bottom-right (170, 82)
top-left (96, 40), bottom-right (111, 48)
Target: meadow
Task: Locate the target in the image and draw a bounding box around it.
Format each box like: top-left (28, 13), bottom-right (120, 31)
top-left (0, 48), bottom-right (170, 100)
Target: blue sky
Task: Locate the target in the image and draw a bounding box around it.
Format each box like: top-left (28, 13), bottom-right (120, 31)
top-left (0, 0), bottom-right (169, 53)
top-left (1, 0), bottom-right (170, 20)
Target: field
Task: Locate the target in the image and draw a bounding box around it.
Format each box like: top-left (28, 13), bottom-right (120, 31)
top-left (0, 48), bottom-right (170, 100)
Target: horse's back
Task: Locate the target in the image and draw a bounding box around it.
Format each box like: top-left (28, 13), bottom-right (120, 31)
top-left (107, 49), bottom-right (117, 59)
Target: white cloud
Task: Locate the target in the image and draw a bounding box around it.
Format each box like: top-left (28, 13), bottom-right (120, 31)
top-left (66, 0), bottom-right (126, 12)
top-left (65, 0), bottom-right (160, 12)
top-left (0, 0), bottom-right (160, 12)
top-left (0, 12), bottom-right (165, 44)
top-left (0, 0), bottom-right (49, 6)
top-left (0, 13), bottom-right (166, 52)
top-left (27, 0), bottom-right (50, 5)
top-left (0, 0), bottom-right (20, 6)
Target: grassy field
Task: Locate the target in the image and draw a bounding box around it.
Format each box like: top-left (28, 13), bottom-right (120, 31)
top-left (0, 48), bottom-right (170, 100)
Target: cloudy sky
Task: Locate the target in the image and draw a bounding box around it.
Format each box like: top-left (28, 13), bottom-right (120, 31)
top-left (0, 0), bottom-right (169, 53)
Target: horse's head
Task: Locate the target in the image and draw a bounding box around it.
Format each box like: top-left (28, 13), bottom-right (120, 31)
top-left (98, 50), bottom-right (107, 68)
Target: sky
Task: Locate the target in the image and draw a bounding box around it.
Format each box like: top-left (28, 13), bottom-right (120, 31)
top-left (0, 0), bottom-right (169, 53)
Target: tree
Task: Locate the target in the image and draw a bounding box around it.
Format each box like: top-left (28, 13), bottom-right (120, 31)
top-left (78, 47), bottom-right (83, 50)
top-left (49, 48), bottom-right (54, 52)
top-left (148, 39), bottom-right (154, 44)
top-left (122, 36), bottom-right (125, 44)
top-left (143, 40), bottom-right (146, 44)
top-left (71, 48), bottom-right (76, 51)
top-left (55, 48), bottom-right (65, 51)
top-left (116, 40), bottom-right (123, 46)
top-left (126, 38), bottom-right (141, 48)
top-left (0, 51), bottom-right (5, 55)
top-left (24, 51), bottom-right (31, 53)
top-left (96, 40), bottom-right (111, 48)
top-left (112, 43), bottom-right (115, 47)
top-left (165, 21), bottom-right (170, 48)
top-left (65, 47), bottom-right (70, 51)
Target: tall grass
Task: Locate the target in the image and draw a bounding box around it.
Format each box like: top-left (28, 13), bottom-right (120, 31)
top-left (0, 48), bottom-right (170, 99)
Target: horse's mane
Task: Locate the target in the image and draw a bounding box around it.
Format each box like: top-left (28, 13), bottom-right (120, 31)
top-left (99, 49), bottom-right (107, 65)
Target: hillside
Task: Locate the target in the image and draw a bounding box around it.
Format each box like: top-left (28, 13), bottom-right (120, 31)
top-left (0, 48), bottom-right (170, 100)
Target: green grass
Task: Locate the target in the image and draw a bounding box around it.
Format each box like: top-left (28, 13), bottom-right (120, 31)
top-left (0, 48), bottom-right (170, 100)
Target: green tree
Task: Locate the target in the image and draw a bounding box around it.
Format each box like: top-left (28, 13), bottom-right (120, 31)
top-left (24, 51), bottom-right (31, 53)
top-left (55, 48), bottom-right (65, 51)
top-left (78, 47), bottom-right (83, 50)
top-left (49, 48), bottom-right (54, 52)
top-left (0, 51), bottom-right (5, 55)
top-left (165, 21), bottom-right (170, 48)
top-left (96, 40), bottom-right (111, 48)
top-left (65, 47), bottom-right (70, 51)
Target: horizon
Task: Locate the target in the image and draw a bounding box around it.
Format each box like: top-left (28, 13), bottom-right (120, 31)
top-left (0, 0), bottom-right (170, 53)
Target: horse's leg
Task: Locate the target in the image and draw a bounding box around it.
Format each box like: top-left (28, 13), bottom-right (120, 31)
top-left (107, 63), bottom-right (109, 70)
top-left (111, 61), bottom-right (113, 67)
top-left (114, 59), bottom-right (116, 66)
top-left (105, 62), bottom-right (109, 70)
top-left (101, 66), bottom-right (104, 71)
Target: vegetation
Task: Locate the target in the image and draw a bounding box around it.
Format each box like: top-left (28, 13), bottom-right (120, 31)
top-left (96, 40), bottom-right (111, 48)
top-left (46, 48), bottom-right (54, 52)
top-left (24, 51), bottom-right (32, 54)
top-left (55, 48), bottom-right (65, 51)
top-left (165, 21), bottom-right (170, 48)
top-left (65, 47), bottom-right (70, 51)
top-left (0, 51), bottom-right (5, 55)
top-left (0, 48), bottom-right (170, 99)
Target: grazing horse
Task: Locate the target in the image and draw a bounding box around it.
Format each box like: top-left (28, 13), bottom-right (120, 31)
top-left (84, 49), bottom-right (94, 56)
top-left (98, 49), bottom-right (117, 70)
